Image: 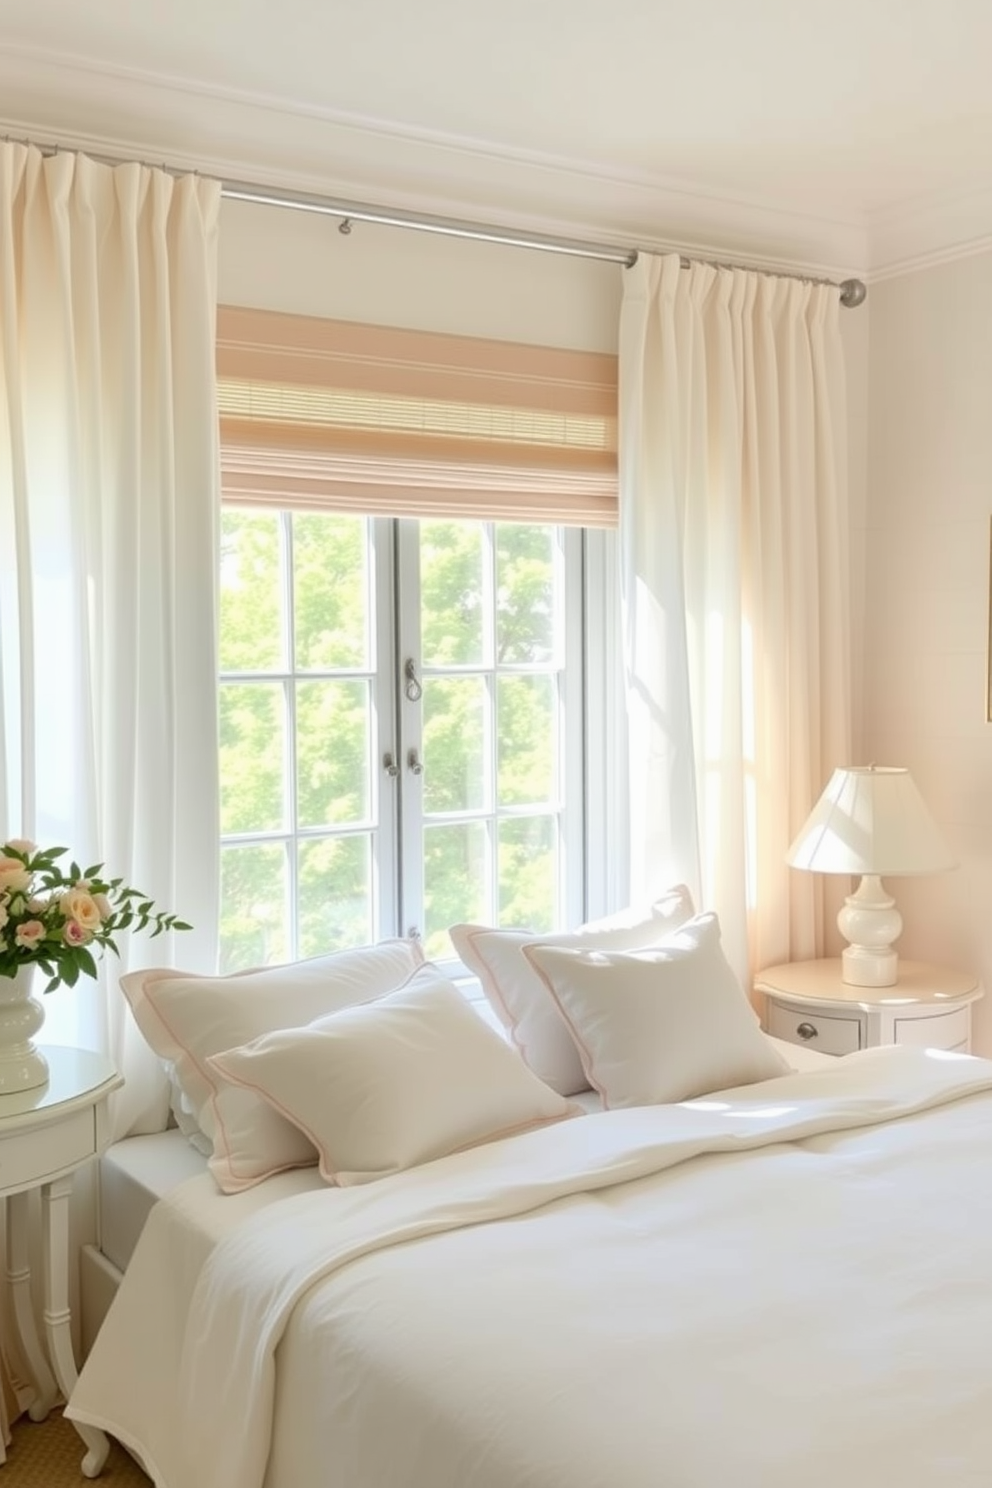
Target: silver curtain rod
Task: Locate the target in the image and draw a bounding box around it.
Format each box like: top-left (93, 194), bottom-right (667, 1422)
top-left (221, 178), bottom-right (868, 308)
top-left (7, 137), bottom-right (867, 307)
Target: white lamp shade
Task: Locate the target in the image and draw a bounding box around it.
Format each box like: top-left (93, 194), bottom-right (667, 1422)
top-left (786, 766), bottom-right (957, 877)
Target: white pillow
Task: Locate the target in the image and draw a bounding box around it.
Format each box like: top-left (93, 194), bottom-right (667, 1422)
top-left (207, 965), bottom-right (579, 1186)
top-left (120, 938), bottom-right (425, 1192)
top-left (522, 911), bottom-right (790, 1108)
top-left (449, 885), bottom-right (695, 1096)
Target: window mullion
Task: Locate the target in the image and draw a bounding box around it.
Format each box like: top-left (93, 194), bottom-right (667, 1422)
top-left (371, 517), bottom-right (400, 939)
top-left (281, 511), bottom-right (300, 959)
top-left (394, 519), bottom-right (424, 939)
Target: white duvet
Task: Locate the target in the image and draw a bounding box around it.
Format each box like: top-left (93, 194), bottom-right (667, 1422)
top-left (70, 1047), bottom-right (992, 1488)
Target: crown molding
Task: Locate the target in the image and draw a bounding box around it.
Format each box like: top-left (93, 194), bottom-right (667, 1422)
top-left (9, 42), bottom-right (992, 284)
top-left (0, 47), bottom-right (870, 282)
top-left (867, 181), bottom-right (992, 281)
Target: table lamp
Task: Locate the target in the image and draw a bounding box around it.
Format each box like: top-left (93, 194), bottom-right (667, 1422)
top-left (786, 765), bottom-right (957, 988)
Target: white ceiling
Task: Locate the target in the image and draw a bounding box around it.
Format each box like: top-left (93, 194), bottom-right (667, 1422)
top-left (2, 0), bottom-right (992, 277)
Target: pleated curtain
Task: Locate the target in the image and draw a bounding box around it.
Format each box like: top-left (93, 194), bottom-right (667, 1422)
top-left (0, 144), bottom-right (221, 1139)
top-left (618, 252), bottom-right (852, 984)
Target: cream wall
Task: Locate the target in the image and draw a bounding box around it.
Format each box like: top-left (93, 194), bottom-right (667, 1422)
top-left (218, 197), bottom-right (623, 350)
top-left (864, 252), bottom-right (992, 1055)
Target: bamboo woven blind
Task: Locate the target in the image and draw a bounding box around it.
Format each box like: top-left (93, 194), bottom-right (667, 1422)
top-left (216, 305), bottom-right (618, 526)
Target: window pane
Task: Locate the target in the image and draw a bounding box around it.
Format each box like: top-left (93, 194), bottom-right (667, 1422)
top-left (296, 680), bottom-right (370, 829)
top-left (496, 524), bottom-right (557, 664)
top-left (298, 835), bottom-right (372, 956)
top-left (424, 820), bottom-right (489, 959)
top-left (497, 675), bottom-right (556, 807)
top-left (420, 521), bottom-right (485, 666)
top-left (220, 842), bottom-right (289, 972)
top-left (423, 676), bottom-right (488, 814)
top-left (293, 513), bottom-right (369, 671)
top-left (220, 682), bottom-right (286, 834)
top-left (499, 816), bottom-right (557, 930)
top-left (220, 510), bottom-right (284, 672)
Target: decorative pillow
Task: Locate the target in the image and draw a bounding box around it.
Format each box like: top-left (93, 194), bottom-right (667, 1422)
top-left (449, 884), bottom-right (696, 1096)
top-left (207, 964), bottom-right (579, 1187)
top-left (522, 911), bottom-right (791, 1108)
top-left (120, 938), bottom-right (425, 1191)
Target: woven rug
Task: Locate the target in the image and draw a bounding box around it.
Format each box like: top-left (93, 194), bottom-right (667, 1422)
top-left (2, 1410), bottom-right (150, 1486)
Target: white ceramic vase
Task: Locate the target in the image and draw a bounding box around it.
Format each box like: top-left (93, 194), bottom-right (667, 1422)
top-left (0, 965), bottom-right (49, 1093)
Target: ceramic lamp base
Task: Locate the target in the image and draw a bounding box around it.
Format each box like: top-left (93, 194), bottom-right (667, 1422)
top-left (837, 873), bottom-right (902, 989)
top-left (0, 967), bottom-right (49, 1093)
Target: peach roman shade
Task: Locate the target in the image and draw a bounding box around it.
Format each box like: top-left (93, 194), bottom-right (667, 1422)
top-left (216, 306), bottom-right (618, 526)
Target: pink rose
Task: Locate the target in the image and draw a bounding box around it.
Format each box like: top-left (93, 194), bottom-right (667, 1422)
top-left (15, 919), bottom-right (45, 950)
top-left (62, 919), bottom-right (90, 947)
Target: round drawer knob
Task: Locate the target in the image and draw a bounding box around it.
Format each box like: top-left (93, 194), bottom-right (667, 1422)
top-left (796, 1021), bottom-right (819, 1041)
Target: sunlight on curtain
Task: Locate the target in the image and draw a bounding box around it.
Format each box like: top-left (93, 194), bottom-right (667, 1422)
top-left (0, 144), bottom-right (221, 1139)
top-left (618, 253), bottom-right (852, 983)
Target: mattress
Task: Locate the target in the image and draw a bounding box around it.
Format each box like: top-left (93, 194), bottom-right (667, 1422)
top-left (98, 1129), bottom-right (209, 1273)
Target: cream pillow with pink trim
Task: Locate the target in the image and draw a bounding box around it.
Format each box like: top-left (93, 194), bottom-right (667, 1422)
top-left (449, 885), bottom-right (695, 1097)
top-left (120, 938), bottom-right (425, 1193)
top-left (522, 911), bottom-right (790, 1108)
top-left (207, 964), bottom-right (579, 1186)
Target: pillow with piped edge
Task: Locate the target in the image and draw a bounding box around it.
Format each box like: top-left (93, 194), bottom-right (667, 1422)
top-left (523, 910), bottom-right (790, 1108)
top-left (120, 937), bottom-right (426, 1191)
top-left (449, 885), bottom-right (696, 1096)
top-left (207, 963), bottom-right (580, 1187)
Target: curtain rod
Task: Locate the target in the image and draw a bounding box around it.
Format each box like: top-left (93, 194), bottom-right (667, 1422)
top-left (220, 179), bottom-right (868, 308)
top-left (7, 136), bottom-right (867, 307)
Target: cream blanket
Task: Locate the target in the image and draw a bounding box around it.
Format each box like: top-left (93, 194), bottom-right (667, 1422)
top-left (69, 1047), bottom-right (992, 1488)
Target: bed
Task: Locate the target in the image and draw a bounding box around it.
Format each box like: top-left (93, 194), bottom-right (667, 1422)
top-left (68, 899), bottom-right (992, 1487)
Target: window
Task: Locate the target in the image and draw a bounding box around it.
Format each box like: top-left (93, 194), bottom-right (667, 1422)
top-left (219, 509), bottom-right (591, 971)
top-left (215, 306), bottom-right (620, 971)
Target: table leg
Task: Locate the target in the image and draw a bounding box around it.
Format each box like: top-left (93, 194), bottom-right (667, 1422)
top-left (40, 1176), bottom-right (110, 1478)
top-left (6, 1192), bottom-right (58, 1423)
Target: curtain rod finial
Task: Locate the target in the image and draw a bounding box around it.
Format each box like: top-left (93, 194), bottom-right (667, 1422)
top-left (839, 278), bottom-right (867, 308)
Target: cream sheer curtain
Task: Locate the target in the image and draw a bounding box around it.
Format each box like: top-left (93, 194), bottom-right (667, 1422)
top-left (618, 252), bottom-right (852, 984)
top-left (0, 144), bottom-right (221, 1140)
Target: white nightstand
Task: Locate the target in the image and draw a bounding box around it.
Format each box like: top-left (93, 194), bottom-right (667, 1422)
top-left (755, 959), bottom-right (984, 1057)
top-left (0, 1045), bottom-right (122, 1477)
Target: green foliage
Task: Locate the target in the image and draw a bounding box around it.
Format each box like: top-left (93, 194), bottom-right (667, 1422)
top-left (0, 840), bottom-right (190, 992)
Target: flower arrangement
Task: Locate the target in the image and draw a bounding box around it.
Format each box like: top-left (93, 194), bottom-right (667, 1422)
top-left (0, 838), bottom-right (191, 991)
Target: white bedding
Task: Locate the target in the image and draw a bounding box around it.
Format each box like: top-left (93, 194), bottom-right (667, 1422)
top-left (91, 1035), bottom-right (824, 1261)
top-left (71, 1046), bottom-right (992, 1488)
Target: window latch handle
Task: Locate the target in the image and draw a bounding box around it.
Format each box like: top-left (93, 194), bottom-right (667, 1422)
top-left (404, 658), bottom-right (423, 702)
top-left (383, 753), bottom-right (399, 778)
top-left (407, 748), bottom-right (424, 776)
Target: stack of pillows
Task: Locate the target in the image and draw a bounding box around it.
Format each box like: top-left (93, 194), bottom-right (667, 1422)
top-left (121, 886), bottom-right (789, 1194)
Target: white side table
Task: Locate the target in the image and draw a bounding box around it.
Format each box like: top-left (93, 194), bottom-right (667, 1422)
top-left (755, 959), bottom-right (984, 1056)
top-left (0, 1045), bottom-right (122, 1477)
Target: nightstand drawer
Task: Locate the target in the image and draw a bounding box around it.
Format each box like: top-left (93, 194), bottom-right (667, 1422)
top-left (893, 1007), bottom-right (970, 1053)
top-left (766, 1001), bottom-right (863, 1056)
top-left (0, 1109), bottom-right (95, 1190)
